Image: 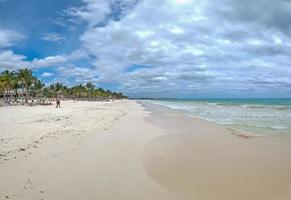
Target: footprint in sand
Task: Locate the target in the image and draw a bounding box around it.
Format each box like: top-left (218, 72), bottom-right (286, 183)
top-left (24, 178), bottom-right (34, 190)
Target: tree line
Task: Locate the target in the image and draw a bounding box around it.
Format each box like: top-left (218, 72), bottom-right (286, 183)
top-left (0, 68), bottom-right (127, 105)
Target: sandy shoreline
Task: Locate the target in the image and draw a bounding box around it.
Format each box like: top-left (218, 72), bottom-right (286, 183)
top-left (1, 100), bottom-right (291, 199)
top-left (142, 102), bottom-right (291, 200)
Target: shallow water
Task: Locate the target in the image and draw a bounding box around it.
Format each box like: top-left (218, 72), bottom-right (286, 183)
top-left (148, 98), bottom-right (291, 137)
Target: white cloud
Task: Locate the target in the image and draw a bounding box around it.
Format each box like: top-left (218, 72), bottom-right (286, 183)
top-left (0, 50), bottom-right (88, 71)
top-left (0, 29), bottom-right (24, 48)
top-left (64, 0), bottom-right (139, 27)
top-left (56, 66), bottom-right (99, 84)
top-left (41, 72), bottom-right (54, 77)
top-left (64, 0), bottom-right (111, 27)
top-left (169, 26), bottom-right (185, 34)
top-left (70, 0), bottom-right (291, 97)
top-left (42, 33), bottom-right (65, 42)
top-left (0, 50), bottom-right (28, 70)
top-left (32, 55), bottom-right (68, 67)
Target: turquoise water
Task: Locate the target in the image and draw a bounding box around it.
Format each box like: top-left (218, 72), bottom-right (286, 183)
top-left (149, 99), bottom-right (291, 137)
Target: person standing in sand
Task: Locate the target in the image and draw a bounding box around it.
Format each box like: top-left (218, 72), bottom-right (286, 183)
top-left (56, 97), bottom-right (61, 108)
top-left (56, 91), bottom-right (63, 108)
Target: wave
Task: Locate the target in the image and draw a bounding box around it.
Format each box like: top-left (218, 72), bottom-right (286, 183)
top-left (227, 123), bottom-right (288, 131)
top-left (226, 127), bottom-right (263, 138)
top-left (149, 100), bottom-right (291, 136)
top-left (154, 100), bottom-right (291, 112)
top-left (239, 104), bottom-right (290, 110)
top-left (202, 103), bottom-right (291, 110)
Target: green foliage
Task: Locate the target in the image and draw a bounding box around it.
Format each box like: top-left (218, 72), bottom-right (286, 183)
top-left (0, 68), bottom-right (127, 103)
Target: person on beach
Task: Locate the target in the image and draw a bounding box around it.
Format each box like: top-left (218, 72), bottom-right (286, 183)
top-left (56, 91), bottom-right (63, 108)
top-left (56, 97), bottom-right (61, 108)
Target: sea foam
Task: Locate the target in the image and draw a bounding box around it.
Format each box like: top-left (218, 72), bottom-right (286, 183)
top-left (150, 99), bottom-right (291, 137)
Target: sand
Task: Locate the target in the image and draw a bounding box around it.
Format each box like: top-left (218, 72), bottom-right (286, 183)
top-left (143, 103), bottom-right (291, 200)
top-left (0, 100), bottom-right (179, 200)
top-left (0, 100), bottom-right (291, 200)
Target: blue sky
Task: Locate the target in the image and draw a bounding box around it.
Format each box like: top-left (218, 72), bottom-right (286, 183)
top-left (0, 0), bottom-right (291, 98)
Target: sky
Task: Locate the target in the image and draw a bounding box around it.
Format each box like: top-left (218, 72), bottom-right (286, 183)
top-left (0, 0), bottom-right (291, 98)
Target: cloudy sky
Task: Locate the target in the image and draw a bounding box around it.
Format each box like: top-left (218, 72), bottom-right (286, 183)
top-left (0, 0), bottom-right (291, 98)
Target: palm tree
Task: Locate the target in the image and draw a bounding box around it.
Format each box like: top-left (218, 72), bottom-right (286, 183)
top-left (32, 79), bottom-right (45, 98)
top-left (86, 82), bottom-right (95, 100)
top-left (73, 84), bottom-right (86, 99)
top-left (1, 68), bottom-right (127, 104)
top-left (49, 84), bottom-right (56, 98)
top-left (0, 74), bottom-right (5, 101)
top-left (18, 68), bottom-right (34, 104)
top-left (0, 70), bottom-right (15, 103)
top-left (43, 87), bottom-right (53, 99)
top-left (11, 73), bottom-right (20, 102)
top-left (49, 83), bottom-right (65, 98)
top-left (55, 83), bottom-right (63, 92)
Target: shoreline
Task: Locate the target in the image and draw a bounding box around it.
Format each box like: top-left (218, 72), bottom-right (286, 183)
top-left (142, 100), bottom-right (291, 139)
top-left (0, 100), bottom-right (291, 199)
top-left (141, 101), bottom-right (291, 200)
top-left (141, 101), bottom-right (260, 139)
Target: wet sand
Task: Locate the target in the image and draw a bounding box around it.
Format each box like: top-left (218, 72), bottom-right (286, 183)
top-left (142, 102), bottom-right (291, 200)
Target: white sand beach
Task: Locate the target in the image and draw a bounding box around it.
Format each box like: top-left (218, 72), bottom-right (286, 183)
top-left (1, 0), bottom-right (291, 199)
top-left (0, 100), bottom-right (180, 200)
top-left (0, 100), bottom-right (291, 200)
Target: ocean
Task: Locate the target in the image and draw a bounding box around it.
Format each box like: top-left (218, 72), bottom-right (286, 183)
top-left (149, 98), bottom-right (291, 137)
